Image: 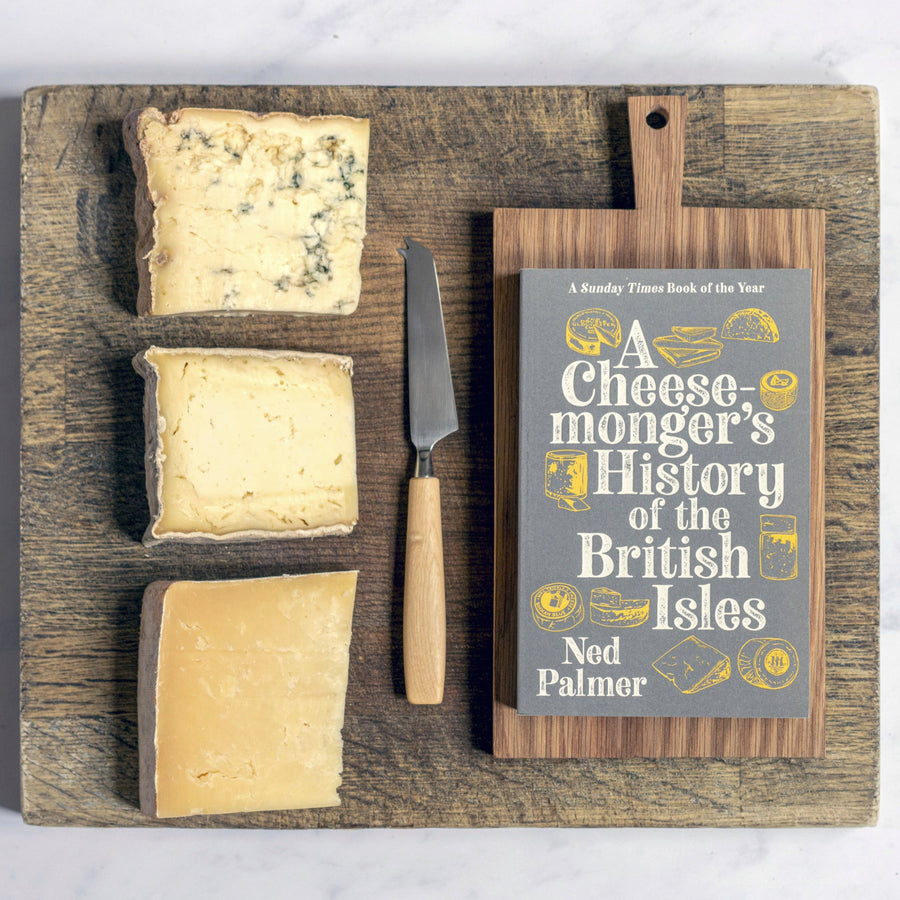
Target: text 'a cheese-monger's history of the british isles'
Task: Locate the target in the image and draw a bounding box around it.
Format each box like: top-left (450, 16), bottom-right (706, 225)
top-left (516, 268), bottom-right (812, 718)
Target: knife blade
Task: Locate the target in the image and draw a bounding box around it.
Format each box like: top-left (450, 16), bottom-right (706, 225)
top-left (398, 237), bottom-right (458, 704)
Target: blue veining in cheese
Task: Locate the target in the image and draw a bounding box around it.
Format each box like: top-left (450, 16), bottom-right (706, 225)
top-left (124, 107), bottom-right (369, 316)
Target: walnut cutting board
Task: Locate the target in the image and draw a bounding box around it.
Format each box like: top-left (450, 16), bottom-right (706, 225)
top-left (493, 94), bottom-right (826, 758)
top-left (21, 85), bottom-right (879, 826)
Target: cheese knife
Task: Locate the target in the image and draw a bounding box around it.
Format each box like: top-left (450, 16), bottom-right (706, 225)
top-left (398, 238), bottom-right (458, 704)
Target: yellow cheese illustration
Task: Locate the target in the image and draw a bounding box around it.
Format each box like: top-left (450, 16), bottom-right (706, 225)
top-left (565, 308), bottom-right (622, 355)
top-left (652, 326), bottom-right (723, 368)
top-left (760, 370), bottom-right (799, 411)
top-left (589, 588), bottom-right (649, 627)
top-left (759, 514), bottom-right (798, 580)
top-left (531, 583), bottom-right (584, 632)
top-left (134, 346), bottom-right (358, 544)
top-left (545, 450), bottom-right (590, 511)
top-left (652, 636), bottom-right (731, 694)
top-left (671, 325), bottom-right (717, 342)
top-left (737, 637), bottom-right (800, 690)
top-left (139, 572), bottom-right (357, 817)
top-left (720, 307), bottom-right (779, 342)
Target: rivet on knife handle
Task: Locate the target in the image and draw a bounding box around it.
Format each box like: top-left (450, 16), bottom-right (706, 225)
top-left (399, 238), bottom-right (458, 705)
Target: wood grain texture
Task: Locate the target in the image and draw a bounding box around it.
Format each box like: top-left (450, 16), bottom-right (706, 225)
top-left (493, 94), bottom-right (826, 760)
top-left (404, 477), bottom-right (447, 704)
top-left (20, 84), bottom-right (878, 826)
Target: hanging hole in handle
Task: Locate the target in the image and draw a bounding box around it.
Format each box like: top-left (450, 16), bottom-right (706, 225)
top-left (646, 108), bottom-right (668, 130)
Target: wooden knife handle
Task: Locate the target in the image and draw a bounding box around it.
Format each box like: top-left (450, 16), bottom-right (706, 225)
top-left (404, 476), bottom-right (446, 704)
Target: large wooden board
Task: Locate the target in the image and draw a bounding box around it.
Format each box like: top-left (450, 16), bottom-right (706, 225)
top-left (493, 95), bottom-right (825, 758)
top-left (21, 85), bottom-right (879, 826)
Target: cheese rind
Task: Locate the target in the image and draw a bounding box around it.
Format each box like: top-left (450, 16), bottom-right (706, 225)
top-left (133, 346), bottom-right (358, 544)
top-left (139, 572), bottom-right (357, 817)
top-left (123, 107), bottom-right (369, 316)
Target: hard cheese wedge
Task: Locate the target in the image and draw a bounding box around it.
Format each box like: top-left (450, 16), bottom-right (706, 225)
top-left (123, 107), bottom-right (369, 316)
top-left (133, 346), bottom-right (358, 544)
top-left (139, 572), bottom-right (358, 818)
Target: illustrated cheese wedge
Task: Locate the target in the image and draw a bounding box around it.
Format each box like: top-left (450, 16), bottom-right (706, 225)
top-left (652, 636), bottom-right (731, 694)
top-left (123, 107), bottom-right (369, 316)
top-left (652, 326), bottom-right (724, 368)
top-left (671, 325), bottom-right (717, 342)
top-left (565, 308), bottom-right (622, 355)
top-left (589, 588), bottom-right (649, 627)
top-left (139, 572), bottom-right (357, 817)
top-left (133, 346), bottom-right (358, 544)
top-left (720, 307), bottom-right (779, 342)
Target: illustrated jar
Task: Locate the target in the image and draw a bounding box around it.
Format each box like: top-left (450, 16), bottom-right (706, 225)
top-left (759, 514), bottom-right (798, 581)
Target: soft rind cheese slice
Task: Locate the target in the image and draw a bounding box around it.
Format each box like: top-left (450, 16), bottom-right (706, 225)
top-left (138, 572), bottom-right (357, 817)
top-left (123, 107), bottom-right (369, 316)
top-left (133, 346), bottom-right (358, 544)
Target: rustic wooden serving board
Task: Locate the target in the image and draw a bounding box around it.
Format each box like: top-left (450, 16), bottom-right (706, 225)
top-left (20, 85), bottom-right (879, 827)
top-left (494, 95), bottom-right (825, 758)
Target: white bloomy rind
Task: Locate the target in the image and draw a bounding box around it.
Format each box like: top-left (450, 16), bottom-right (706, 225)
top-left (133, 346), bottom-right (358, 545)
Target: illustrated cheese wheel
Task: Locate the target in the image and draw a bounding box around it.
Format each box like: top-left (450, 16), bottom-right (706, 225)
top-left (530, 583), bottom-right (584, 632)
top-left (760, 370), bottom-right (799, 411)
top-left (737, 637), bottom-right (800, 690)
top-left (720, 307), bottom-right (779, 342)
top-left (589, 589), bottom-right (649, 627)
top-left (565, 308), bottom-right (622, 355)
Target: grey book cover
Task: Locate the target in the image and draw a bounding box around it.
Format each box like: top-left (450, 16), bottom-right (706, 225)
top-left (516, 268), bottom-right (812, 718)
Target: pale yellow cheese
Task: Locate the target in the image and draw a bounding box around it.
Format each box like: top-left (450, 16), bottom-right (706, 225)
top-left (123, 107), bottom-right (369, 316)
top-left (139, 572), bottom-right (357, 817)
top-left (133, 346), bottom-right (358, 544)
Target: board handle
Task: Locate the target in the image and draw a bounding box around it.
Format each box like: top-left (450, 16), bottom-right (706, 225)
top-left (628, 95), bottom-right (687, 213)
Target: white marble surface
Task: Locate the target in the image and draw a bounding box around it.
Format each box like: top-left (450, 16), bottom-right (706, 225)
top-left (1, 0), bottom-right (897, 895)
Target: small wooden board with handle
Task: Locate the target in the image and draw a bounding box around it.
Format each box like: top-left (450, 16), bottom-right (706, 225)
top-left (493, 95), bottom-right (826, 758)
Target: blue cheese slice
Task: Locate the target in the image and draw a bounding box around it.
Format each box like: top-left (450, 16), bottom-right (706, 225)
top-left (123, 107), bottom-right (369, 316)
top-left (133, 346), bottom-right (358, 544)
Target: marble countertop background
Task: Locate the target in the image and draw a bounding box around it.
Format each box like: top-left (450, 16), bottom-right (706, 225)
top-left (1, 0), bottom-right (896, 896)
